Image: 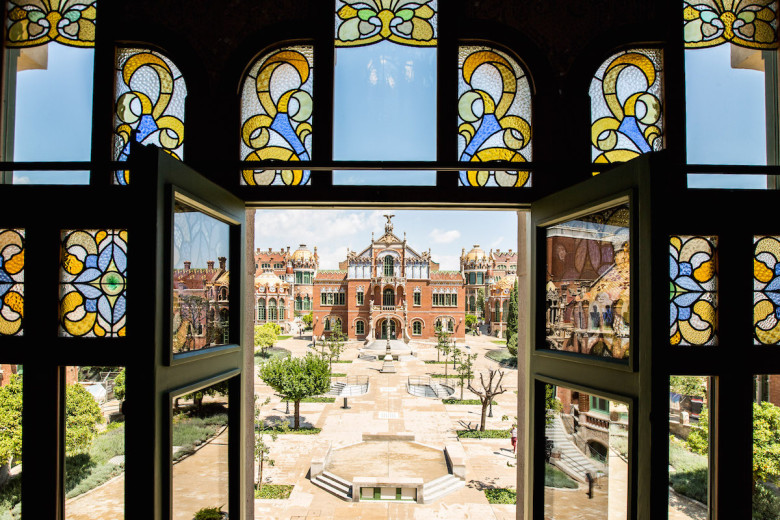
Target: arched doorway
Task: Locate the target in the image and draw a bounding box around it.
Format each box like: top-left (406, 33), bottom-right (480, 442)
top-left (377, 318), bottom-right (397, 339)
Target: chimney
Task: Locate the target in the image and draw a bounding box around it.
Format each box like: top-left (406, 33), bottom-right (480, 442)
top-left (268, 247), bottom-right (272, 253)
top-left (287, 246), bottom-right (290, 253)
top-left (207, 260), bottom-right (214, 270)
top-left (218, 256), bottom-right (227, 270)
top-left (183, 261), bottom-right (191, 271)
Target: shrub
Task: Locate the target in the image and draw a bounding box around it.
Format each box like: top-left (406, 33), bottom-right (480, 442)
top-left (545, 464), bottom-right (578, 489)
top-left (456, 429), bottom-right (511, 438)
top-left (66, 383), bottom-right (104, 455)
top-left (753, 482), bottom-right (780, 520)
top-left (300, 397), bottom-right (335, 403)
top-left (484, 488), bottom-right (516, 504)
top-left (113, 368), bottom-right (126, 401)
top-left (442, 399), bottom-right (497, 405)
top-left (668, 436), bottom-right (708, 504)
top-left (193, 506), bottom-right (226, 520)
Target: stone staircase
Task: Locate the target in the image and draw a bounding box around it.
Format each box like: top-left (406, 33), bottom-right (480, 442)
top-left (422, 474), bottom-right (465, 504)
top-left (311, 470), bottom-right (352, 500)
top-left (329, 381), bottom-right (346, 395)
top-left (429, 381), bottom-right (452, 398)
top-left (545, 415), bottom-right (602, 483)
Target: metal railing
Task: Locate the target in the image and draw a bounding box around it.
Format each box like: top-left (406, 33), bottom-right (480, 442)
top-left (329, 375), bottom-right (369, 396)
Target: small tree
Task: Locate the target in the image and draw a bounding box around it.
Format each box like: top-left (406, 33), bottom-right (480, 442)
top-left (184, 380), bottom-right (229, 415)
top-left (65, 383), bottom-right (104, 454)
top-left (324, 322), bottom-right (346, 374)
top-left (302, 312), bottom-right (313, 330)
top-left (259, 354), bottom-right (330, 429)
top-left (435, 325), bottom-right (451, 363)
top-left (465, 314), bottom-right (477, 332)
top-left (0, 374), bottom-right (23, 467)
top-left (670, 376), bottom-right (707, 397)
top-left (506, 331), bottom-right (518, 358)
top-left (455, 353), bottom-right (477, 400)
top-left (468, 369), bottom-right (507, 431)
top-left (254, 323), bottom-right (279, 355)
top-left (687, 406), bottom-right (709, 455)
top-left (545, 384), bottom-right (562, 425)
top-left (254, 395), bottom-right (287, 491)
top-left (753, 401), bottom-right (780, 485)
top-left (506, 280), bottom-right (518, 348)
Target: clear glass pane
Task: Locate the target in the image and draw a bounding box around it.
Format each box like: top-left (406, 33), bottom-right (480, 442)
top-left (544, 203), bottom-right (631, 361)
top-left (544, 384), bottom-right (628, 519)
top-left (753, 374), bottom-right (780, 518)
top-left (0, 229), bottom-right (24, 336)
top-left (240, 45), bottom-right (313, 186)
top-left (668, 376), bottom-right (710, 517)
top-left (754, 236), bottom-right (780, 344)
top-left (687, 173), bottom-right (768, 189)
top-left (332, 170), bottom-right (436, 185)
top-left (670, 235), bottom-right (718, 346)
top-left (0, 364), bottom-right (22, 519)
top-left (3, 43), bottom-right (93, 184)
top-left (113, 48), bottom-right (187, 185)
top-left (590, 48), bottom-right (664, 167)
top-left (173, 201), bottom-right (230, 353)
top-left (172, 380), bottom-right (229, 518)
top-left (458, 45), bottom-right (532, 187)
top-left (65, 366), bottom-right (125, 520)
top-left (59, 230), bottom-right (128, 338)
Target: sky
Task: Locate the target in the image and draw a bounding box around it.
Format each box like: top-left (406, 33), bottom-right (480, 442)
top-left (254, 209), bottom-right (519, 271)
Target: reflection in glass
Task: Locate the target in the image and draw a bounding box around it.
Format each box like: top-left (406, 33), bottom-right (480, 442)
top-left (754, 374), bottom-right (780, 518)
top-left (172, 380), bottom-right (229, 519)
top-left (668, 376), bottom-right (710, 517)
top-left (544, 384), bottom-right (628, 519)
top-left (65, 366), bottom-right (125, 520)
top-left (544, 203), bottom-right (630, 361)
top-left (173, 201), bottom-right (230, 353)
top-left (0, 364), bottom-right (22, 519)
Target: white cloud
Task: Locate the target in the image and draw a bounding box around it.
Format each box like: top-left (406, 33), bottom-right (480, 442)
top-left (13, 176), bottom-right (30, 185)
top-left (432, 254), bottom-right (461, 271)
top-left (490, 236), bottom-right (505, 248)
top-left (429, 228), bottom-right (461, 244)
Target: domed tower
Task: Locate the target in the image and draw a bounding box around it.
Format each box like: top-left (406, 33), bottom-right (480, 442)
top-left (460, 245), bottom-right (490, 317)
top-left (290, 244), bottom-right (318, 316)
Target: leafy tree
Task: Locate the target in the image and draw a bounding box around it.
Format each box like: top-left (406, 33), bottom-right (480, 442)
top-left (670, 376), bottom-right (707, 398)
top-left (65, 383), bottom-right (104, 455)
top-left (476, 288), bottom-right (485, 317)
top-left (753, 401), bottom-right (780, 484)
top-left (506, 280), bottom-right (518, 348)
top-left (113, 368), bottom-right (126, 402)
top-left (324, 322), bottom-right (346, 374)
top-left (302, 313), bottom-right (313, 330)
top-left (468, 369), bottom-right (508, 431)
top-left (455, 353), bottom-right (477, 400)
top-left (465, 314), bottom-right (477, 331)
top-left (435, 325), bottom-right (451, 363)
top-left (183, 380), bottom-right (229, 415)
top-left (0, 374), bottom-right (23, 466)
top-left (506, 331), bottom-right (518, 358)
top-left (259, 354), bottom-right (330, 429)
top-left (545, 384), bottom-right (562, 425)
top-left (254, 323), bottom-right (279, 355)
top-left (686, 407), bottom-right (709, 455)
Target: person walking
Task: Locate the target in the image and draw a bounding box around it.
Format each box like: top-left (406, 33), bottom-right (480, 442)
top-left (510, 425), bottom-right (518, 455)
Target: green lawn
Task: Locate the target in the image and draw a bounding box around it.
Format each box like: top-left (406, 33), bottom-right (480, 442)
top-left (254, 347), bottom-right (292, 364)
top-left (172, 403), bottom-right (229, 461)
top-left (329, 373), bottom-right (347, 378)
top-left (255, 484), bottom-right (294, 499)
top-left (66, 421), bottom-right (127, 499)
top-left (545, 463), bottom-right (578, 489)
top-left (442, 399), bottom-right (497, 405)
top-left (456, 429), bottom-right (512, 438)
top-left (485, 348), bottom-right (518, 368)
top-left (277, 335), bottom-right (293, 341)
top-left (668, 437), bottom-right (708, 504)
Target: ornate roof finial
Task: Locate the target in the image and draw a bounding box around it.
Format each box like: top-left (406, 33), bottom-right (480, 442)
top-left (383, 214), bottom-right (395, 235)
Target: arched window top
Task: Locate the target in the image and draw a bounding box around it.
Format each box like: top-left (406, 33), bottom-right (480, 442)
top-left (6, 1), bottom-right (97, 48)
top-left (590, 48), bottom-right (663, 168)
top-left (240, 45), bottom-right (314, 186)
top-left (114, 47), bottom-right (187, 185)
top-left (683, 1), bottom-right (778, 49)
top-left (458, 45), bottom-right (532, 188)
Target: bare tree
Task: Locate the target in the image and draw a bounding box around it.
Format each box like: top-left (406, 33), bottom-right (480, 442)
top-left (468, 369), bottom-right (507, 431)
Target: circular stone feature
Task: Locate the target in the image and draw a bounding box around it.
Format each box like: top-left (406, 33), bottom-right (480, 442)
top-left (326, 441), bottom-right (449, 482)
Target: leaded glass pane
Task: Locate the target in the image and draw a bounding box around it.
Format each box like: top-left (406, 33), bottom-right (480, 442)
top-left (59, 230), bottom-right (128, 338)
top-left (6, 1), bottom-right (96, 48)
top-left (684, 0), bottom-right (778, 49)
top-left (544, 203), bottom-right (630, 361)
top-left (590, 48), bottom-right (664, 168)
top-left (458, 46), bottom-right (532, 188)
top-left (240, 46), bottom-right (313, 186)
top-left (334, 0), bottom-right (437, 48)
top-left (113, 48), bottom-right (187, 185)
top-left (754, 236), bottom-right (780, 344)
top-left (0, 229), bottom-right (24, 336)
top-left (670, 235), bottom-right (718, 346)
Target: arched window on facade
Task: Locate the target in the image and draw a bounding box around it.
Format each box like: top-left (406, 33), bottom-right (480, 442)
top-left (279, 298), bottom-right (285, 320)
top-left (502, 299), bottom-right (509, 322)
top-left (268, 298), bottom-right (277, 321)
top-left (304, 295), bottom-right (311, 311)
top-left (356, 320), bottom-right (364, 335)
top-left (324, 317), bottom-right (331, 331)
top-left (413, 321), bottom-right (422, 335)
top-left (257, 299), bottom-right (265, 320)
top-left (383, 255), bottom-right (394, 277)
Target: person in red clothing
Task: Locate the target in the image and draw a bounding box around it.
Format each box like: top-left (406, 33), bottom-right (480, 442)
top-left (510, 425), bottom-right (518, 454)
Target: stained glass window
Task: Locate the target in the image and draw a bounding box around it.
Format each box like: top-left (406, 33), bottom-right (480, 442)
top-left (458, 46), bottom-right (532, 187)
top-left (59, 230), bottom-right (127, 338)
top-left (684, 0), bottom-right (778, 49)
top-left (334, 0), bottom-right (437, 48)
top-left (590, 48), bottom-right (664, 168)
top-left (754, 236), bottom-right (780, 344)
top-left (240, 46), bottom-right (313, 186)
top-left (670, 235), bottom-right (717, 346)
top-left (113, 48), bottom-right (187, 185)
top-left (0, 229), bottom-right (24, 336)
top-left (5, 0), bottom-right (96, 48)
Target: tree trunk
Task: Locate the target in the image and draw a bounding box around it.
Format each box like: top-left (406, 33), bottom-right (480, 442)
top-left (257, 455), bottom-right (263, 491)
top-left (294, 400), bottom-right (300, 429)
top-left (480, 399), bottom-right (488, 431)
top-left (460, 379), bottom-right (464, 400)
